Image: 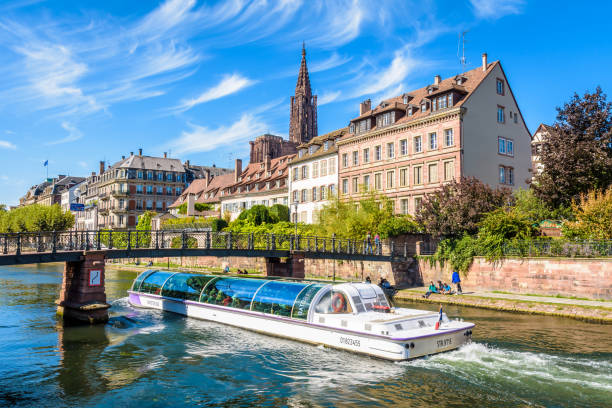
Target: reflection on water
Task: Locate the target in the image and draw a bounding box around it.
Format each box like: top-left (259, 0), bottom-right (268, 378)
top-left (0, 264), bottom-right (611, 407)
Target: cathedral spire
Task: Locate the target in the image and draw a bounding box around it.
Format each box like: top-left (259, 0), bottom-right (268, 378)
top-left (289, 44), bottom-right (317, 144)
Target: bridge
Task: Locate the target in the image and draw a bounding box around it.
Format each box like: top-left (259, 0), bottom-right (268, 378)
top-left (0, 230), bottom-right (416, 325)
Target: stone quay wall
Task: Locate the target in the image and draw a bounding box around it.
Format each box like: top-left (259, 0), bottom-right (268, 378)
top-left (417, 257), bottom-right (612, 300)
top-left (125, 255), bottom-right (420, 287)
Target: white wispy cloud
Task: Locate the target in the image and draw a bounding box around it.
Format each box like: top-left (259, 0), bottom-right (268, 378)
top-left (173, 74), bottom-right (256, 112)
top-left (318, 91), bottom-right (342, 105)
top-left (309, 53), bottom-right (352, 73)
top-left (469, 0), bottom-right (524, 19)
top-left (354, 46), bottom-right (419, 97)
top-left (46, 121), bottom-right (83, 145)
top-left (170, 114), bottom-right (268, 155)
top-left (0, 140), bottom-right (16, 149)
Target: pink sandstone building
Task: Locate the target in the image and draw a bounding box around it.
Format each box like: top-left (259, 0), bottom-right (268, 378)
top-left (337, 53), bottom-right (531, 215)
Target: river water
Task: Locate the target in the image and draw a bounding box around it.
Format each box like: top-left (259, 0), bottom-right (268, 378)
top-left (0, 264), bottom-right (610, 407)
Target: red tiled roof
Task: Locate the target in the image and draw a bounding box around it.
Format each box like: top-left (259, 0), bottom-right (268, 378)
top-left (222, 154), bottom-right (295, 197)
top-left (340, 61), bottom-right (499, 142)
top-left (169, 172), bottom-right (236, 207)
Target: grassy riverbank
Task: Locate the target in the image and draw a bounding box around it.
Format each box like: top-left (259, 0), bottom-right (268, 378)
top-left (395, 288), bottom-right (612, 324)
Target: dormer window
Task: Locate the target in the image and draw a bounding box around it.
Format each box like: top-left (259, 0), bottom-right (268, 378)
top-left (421, 101), bottom-right (428, 112)
top-left (376, 111), bottom-right (396, 128)
top-left (256, 173), bottom-right (260, 179)
top-left (267, 171), bottom-right (271, 176)
top-left (324, 141), bottom-right (329, 150)
top-left (403, 95), bottom-right (409, 104)
top-left (260, 163), bottom-right (264, 169)
top-left (349, 123), bottom-right (355, 133)
top-left (266, 182), bottom-right (270, 189)
top-left (278, 169), bottom-right (283, 175)
top-left (309, 145), bottom-right (315, 154)
top-left (247, 175), bottom-right (251, 181)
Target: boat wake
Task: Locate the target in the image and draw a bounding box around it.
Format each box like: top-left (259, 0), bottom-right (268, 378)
top-left (408, 342), bottom-right (612, 399)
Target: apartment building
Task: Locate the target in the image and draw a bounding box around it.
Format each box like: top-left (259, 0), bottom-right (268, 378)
top-left (289, 127), bottom-right (346, 223)
top-left (97, 149), bottom-right (186, 229)
top-left (220, 156), bottom-right (292, 221)
top-left (337, 53), bottom-right (531, 215)
top-left (20, 175), bottom-right (85, 207)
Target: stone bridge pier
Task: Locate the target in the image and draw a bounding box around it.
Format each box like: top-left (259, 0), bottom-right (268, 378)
top-left (264, 252), bottom-right (305, 279)
top-left (57, 251), bottom-right (110, 325)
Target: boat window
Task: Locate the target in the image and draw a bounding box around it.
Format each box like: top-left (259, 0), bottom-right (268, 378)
top-left (131, 269), bottom-right (156, 291)
top-left (161, 273), bottom-right (214, 301)
top-left (291, 284), bottom-right (325, 320)
top-left (200, 278), bottom-right (266, 309)
top-left (351, 296), bottom-right (366, 313)
top-left (357, 286), bottom-right (377, 299)
top-left (363, 293), bottom-right (391, 312)
top-left (252, 281), bottom-right (309, 317)
top-left (139, 271), bottom-right (175, 295)
top-left (314, 290), bottom-right (353, 314)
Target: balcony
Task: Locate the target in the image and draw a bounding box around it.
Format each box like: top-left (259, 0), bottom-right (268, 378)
top-left (111, 190), bottom-right (129, 197)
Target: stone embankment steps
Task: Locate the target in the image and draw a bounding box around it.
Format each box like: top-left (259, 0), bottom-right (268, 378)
top-left (395, 288), bottom-right (612, 324)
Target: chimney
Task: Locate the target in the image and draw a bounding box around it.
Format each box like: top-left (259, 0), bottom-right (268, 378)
top-left (434, 75), bottom-right (441, 85)
top-left (265, 154), bottom-right (271, 173)
top-left (122, 155), bottom-right (125, 160)
top-left (482, 53), bottom-right (488, 71)
top-left (187, 193), bottom-right (196, 216)
top-left (138, 148), bottom-right (143, 156)
top-left (204, 169), bottom-right (211, 188)
top-left (130, 151), bottom-right (134, 156)
top-left (99, 161), bottom-right (105, 175)
top-left (235, 159), bottom-right (242, 182)
top-left (185, 160), bottom-right (190, 168)
top-left (163, 152), bottom-right (167, 158)
top-left (91, 172), bottom-right (95, 177)
top-left (359, 99), bottom-right (371, 115)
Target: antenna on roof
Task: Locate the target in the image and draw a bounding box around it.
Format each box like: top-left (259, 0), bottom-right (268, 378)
top-left (457, 31), bottom-right (468, 72)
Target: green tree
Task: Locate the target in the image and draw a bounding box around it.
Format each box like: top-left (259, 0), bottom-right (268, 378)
top-left (563, 188), bottom-right (612, 239)
top-left (0, 204), bottom-right (74, 232)
top-left (532, 87), bottom-right (612, 208)
top-left (269, 204), bottom-right (290, 222)
top-left (177, 202), bottom-right (212, 214)
top-left (512, 189), bottom-right (573, 223)
top-left (416, 177), bottom-right (513, 238)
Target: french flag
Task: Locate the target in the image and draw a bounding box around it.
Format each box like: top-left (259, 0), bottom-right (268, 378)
top-left (435, 306), bottom-right (443, 330)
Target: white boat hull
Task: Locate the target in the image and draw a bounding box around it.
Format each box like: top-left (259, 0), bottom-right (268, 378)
top-left (128, 291), bottom-right (474, 361)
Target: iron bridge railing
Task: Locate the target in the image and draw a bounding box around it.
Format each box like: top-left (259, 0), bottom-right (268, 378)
top-left (0, 230), bottom-right (413, 258)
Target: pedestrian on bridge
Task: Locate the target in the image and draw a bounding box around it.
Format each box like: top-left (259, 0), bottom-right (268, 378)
top-left (366, 232), bottom-right (373, 255)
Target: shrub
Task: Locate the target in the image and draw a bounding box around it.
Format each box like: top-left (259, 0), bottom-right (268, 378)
top-left (563, 188), bottom-right (612, 239)
top-left (269, 204), bottom-right (290, 222)
top-left (177, 202), bottom-right (213, 214)
top-left (211, 218), bottom-right (228, 232)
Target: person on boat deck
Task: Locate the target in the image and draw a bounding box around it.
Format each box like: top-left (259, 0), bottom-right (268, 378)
top-left (437, 280), bottom-right (444, 292)
top-left (423, 281), bottom-right (438, 298)
top-left (451, 270), bottom-right (462, 294)
top-left (366, 232), bottom-right (373, 254)
top-left (365, 276), bottom-right (372, 284)
top-left (380, 278), bottom-right (391, 289)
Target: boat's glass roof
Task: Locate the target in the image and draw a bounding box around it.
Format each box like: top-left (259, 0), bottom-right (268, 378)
top-left (131, 271), bottom-right (327, 319)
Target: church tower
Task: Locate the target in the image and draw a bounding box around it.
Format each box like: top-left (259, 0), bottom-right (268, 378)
top-left (289, 44), bottom-right (318, 144)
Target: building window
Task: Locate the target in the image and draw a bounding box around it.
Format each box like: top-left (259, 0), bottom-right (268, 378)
top-left (429, 132), bottom-right (437, 150)
top-left (167, 173), bottom-right (173, 181)
top-left (147, 171), bottom-right (153, 180)
top-left (301, 189), bottom-right (307, 202)
top-left (514, 113), bottom-right (518, 124)
top-left (329, 157), bottom-right (336, 175)
top-left (320, 186), bottom-right (327, 200)
top-left (414, 197), bottom-right (423, 212)
top-left (293, 190), bottom-right (298, 202)
top-left (146, 185), bottom-right (153, 194)
top-left (499, 166), bottom-right (514, 185)
top-left (399, 167), bottom-right (408, 187)
top-left (157, 186), bottom-right (163, 194)
top-left (399, 199), bottom-right (408, 214)
top-left (387, 142), bottom-right (395, 159)
top-left (352, 151), bottom-right (359, 166)
top-left (400, 139), bottom-right (408, 156)
top-left (414, 165), bottom-right (422, 185)
top-left (324, 141), bottom-right (329, 150)
top-left (387, 170), bottom-right (395, 189)
top-left (363, 175), bottom-right (370, 191)
top-left (444, 161), bottom-right (454, 181)
top-left (377, 111), bottom-right (395, 127)
top-left (301, 165), bottom-right (308, 179)
top-left (136, 185), bottom-right (143, 193)
top-left (414, 136), bottom-right (422, 153)
top-left (146, 200), bottom-right (153, 210)
top-left (498, 137), bottom-right (514, 156)
top-left (352, 177), bottom-right (358, 193)
top-left (137, 171), bottom-right (143, 179)
top-left (342, 179), bottom-right (348, 194)
top-left (309, 145), bottom-right (315, 154)
top-left (157, 173), bottom-right (163, 181)
top-left (342, 153), bottom-right (348, 168)
top-left (496, 79), bottom-right (505, 95)
top-left (312, 187), bottom-right (317, 201)
top-left (329, 184), bottom-right (336, 196)
top-left (428, 163), bottom-right (438, 183)
top-left (374, 173), bottom-right (382, 190)
top-left (375, 145), bottom-right (382, 161)
top-left (313, 162), bottom-right (319, 178)
top-left (349, 123), bottom-right (355, 133)
top-left (363, 148), bottom-right (370, 163)
top-left (508, 167), bottom-right (514, 185)
top-left (444, 129), bottom-right (454, 146)
top-left (320, 160), bottom-right (328, 176)
top-left (293, 168), bottom-right (299, 181)
top-left (497, 106), bottom-right (505, 123)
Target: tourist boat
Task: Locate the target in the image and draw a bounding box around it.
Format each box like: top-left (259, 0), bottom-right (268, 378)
top-left (127, 270), bottom-right (474, 361)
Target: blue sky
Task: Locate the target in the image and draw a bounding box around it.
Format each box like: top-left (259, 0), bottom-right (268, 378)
top-left (1, 0), bottom-right (611, 206)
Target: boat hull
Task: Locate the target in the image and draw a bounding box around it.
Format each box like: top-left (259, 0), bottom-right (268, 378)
top-left (128, 291), bottom-right (473, 361)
